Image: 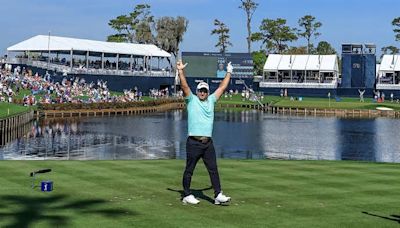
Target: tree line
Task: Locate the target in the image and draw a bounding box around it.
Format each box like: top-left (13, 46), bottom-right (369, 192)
top-left (107, 4), bottom-right (188, 68)
top-left (210, 1), bottom-right (336, 56)
top-left (107, 1), bottom-right (400, 73)
top-left (106, 2), bottom-right (335, 55)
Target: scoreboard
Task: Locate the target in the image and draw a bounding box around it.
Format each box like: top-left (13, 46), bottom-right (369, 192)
top-left (182, 52), bottom-right (253, 78)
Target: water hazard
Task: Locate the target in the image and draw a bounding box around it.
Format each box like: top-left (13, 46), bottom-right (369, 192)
top-left (1, 110), bottom-right (399, 162)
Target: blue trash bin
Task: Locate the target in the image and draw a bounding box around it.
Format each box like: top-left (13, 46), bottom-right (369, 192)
top-left (41, 181), bottom-right (53, 192)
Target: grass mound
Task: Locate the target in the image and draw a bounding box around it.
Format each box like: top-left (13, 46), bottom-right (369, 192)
top-left (0, 103), bottom-right (30, 119)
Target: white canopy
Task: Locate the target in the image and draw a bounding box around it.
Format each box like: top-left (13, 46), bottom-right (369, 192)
top-left (264, 54), bottom-right (338, 72)
top-left (319, 55), bottom-right (338, 72)
top-left (379, 55), bottom-right (400, 72)
top-left (277, 55), bottom-right (294, 70)
top-left (263, 54), bottom-right (281, 71)
top-left (7, 35), bottom-right (171, 58)
top-left (291, 55), bottom-right (308, 70)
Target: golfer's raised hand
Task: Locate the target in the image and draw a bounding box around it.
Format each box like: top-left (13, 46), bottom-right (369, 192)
top-left (226, 62), bottom-right (233, 74)
top-left (176, 60), bottom-right (188, 71)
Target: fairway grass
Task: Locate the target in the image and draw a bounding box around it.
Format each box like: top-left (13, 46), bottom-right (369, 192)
top-left (0, 160), bottom-right (399, 227)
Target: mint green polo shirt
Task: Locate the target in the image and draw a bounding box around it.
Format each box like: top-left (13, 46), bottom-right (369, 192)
top-left (185, 92), bottom-right (217, 137)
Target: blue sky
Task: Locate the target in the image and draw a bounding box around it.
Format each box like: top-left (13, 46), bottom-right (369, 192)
top-left (0, 0), bottom-right (399, 56)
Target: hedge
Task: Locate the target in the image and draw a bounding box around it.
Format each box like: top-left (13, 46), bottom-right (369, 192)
top-left (37, 98), bottom-right (184, 111)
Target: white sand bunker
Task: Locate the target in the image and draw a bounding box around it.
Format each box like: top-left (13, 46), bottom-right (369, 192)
top-left (376, 107), bottom-right (394, 111)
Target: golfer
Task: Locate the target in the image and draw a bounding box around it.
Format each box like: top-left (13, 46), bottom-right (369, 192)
top-left (177, 60), bottom-right (232, 205)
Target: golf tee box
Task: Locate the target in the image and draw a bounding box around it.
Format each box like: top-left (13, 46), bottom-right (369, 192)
top-left (41, 180), bottom-right (53, 192)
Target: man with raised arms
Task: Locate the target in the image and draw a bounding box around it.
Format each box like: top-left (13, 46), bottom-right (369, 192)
top-left (177, 59), bottom-right (232, 205)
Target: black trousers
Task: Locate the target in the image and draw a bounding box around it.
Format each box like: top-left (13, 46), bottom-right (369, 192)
top-left (182, 137), bottom-right (221, 197)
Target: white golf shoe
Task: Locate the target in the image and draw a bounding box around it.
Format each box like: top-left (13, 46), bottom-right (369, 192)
top-left (214, 192), bottom-right (231, 205)
top-left (182, 194), bottom-right (200, 205)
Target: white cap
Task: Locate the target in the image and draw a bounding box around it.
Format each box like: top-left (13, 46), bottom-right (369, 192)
top-left (196, 82), bottom-right (209, 91)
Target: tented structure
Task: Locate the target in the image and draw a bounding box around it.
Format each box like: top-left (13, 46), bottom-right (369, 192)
top-left (376, 55), bottom-right (400, 90)
top-left (6, 35), bottom-right (171, 76)
top-left (261, 54), bottom-right (339, 88)
top-left (377, 55), bottom-right (400, 83)
top-left (7, 35), bottom-right (171, 57)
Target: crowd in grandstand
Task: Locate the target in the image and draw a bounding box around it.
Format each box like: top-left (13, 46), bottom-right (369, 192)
top-left (1, 64), bottom-right (262, 106)
top-left (23, 55), bottom-right (149, 71)
top-left (0, 64), bottom-right (151, 106)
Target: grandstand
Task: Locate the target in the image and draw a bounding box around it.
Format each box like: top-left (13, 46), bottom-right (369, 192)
top-left (260, 54), bottom-right (339, 89)
top-left (4, 35), bottom-right (178, 92)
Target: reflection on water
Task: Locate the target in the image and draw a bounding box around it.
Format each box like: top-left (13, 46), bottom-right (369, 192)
top-left (0, 121), bottom-right (33, 148)
top-left (0, 116), bottom-right (179, 160)
top-left (337, 119), bottom-right (377, 161)
top-left (1, 110), bottom-right (400, 162)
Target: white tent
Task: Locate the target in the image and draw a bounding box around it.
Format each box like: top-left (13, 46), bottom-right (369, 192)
top-left (379, 55), bottom-right (400, 72)
top-left (305, 55), bottom-right (321, 71)
top-left (262, 54), bottom-right (281, 71)
top-left (319, 55), bottom-right (338, 72)
top-left (277, 55), bottom-right (294, 70)
top-left (291, 55), bottom-right (308, 71)
top-left (261, 54), bottom-right (338, 88)
top-left (376, 55), bottom-right (400, 89)
top-left (7, 35), bottom-right (171, 57)
top-left (263, 54), bottom-right (338, 72)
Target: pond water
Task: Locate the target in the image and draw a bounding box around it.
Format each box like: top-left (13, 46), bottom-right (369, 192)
top-left (1, 110), bottom-right (399, 162)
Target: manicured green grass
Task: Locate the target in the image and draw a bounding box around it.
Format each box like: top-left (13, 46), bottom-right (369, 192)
top-left (0, 102), bottom-right (30, 119)
top-left (218, 94), bottom-right (266, 105)
top-left (264, 96), bottom-right (400, 111)
top-left (0, 160), bottom-right (399, 227)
